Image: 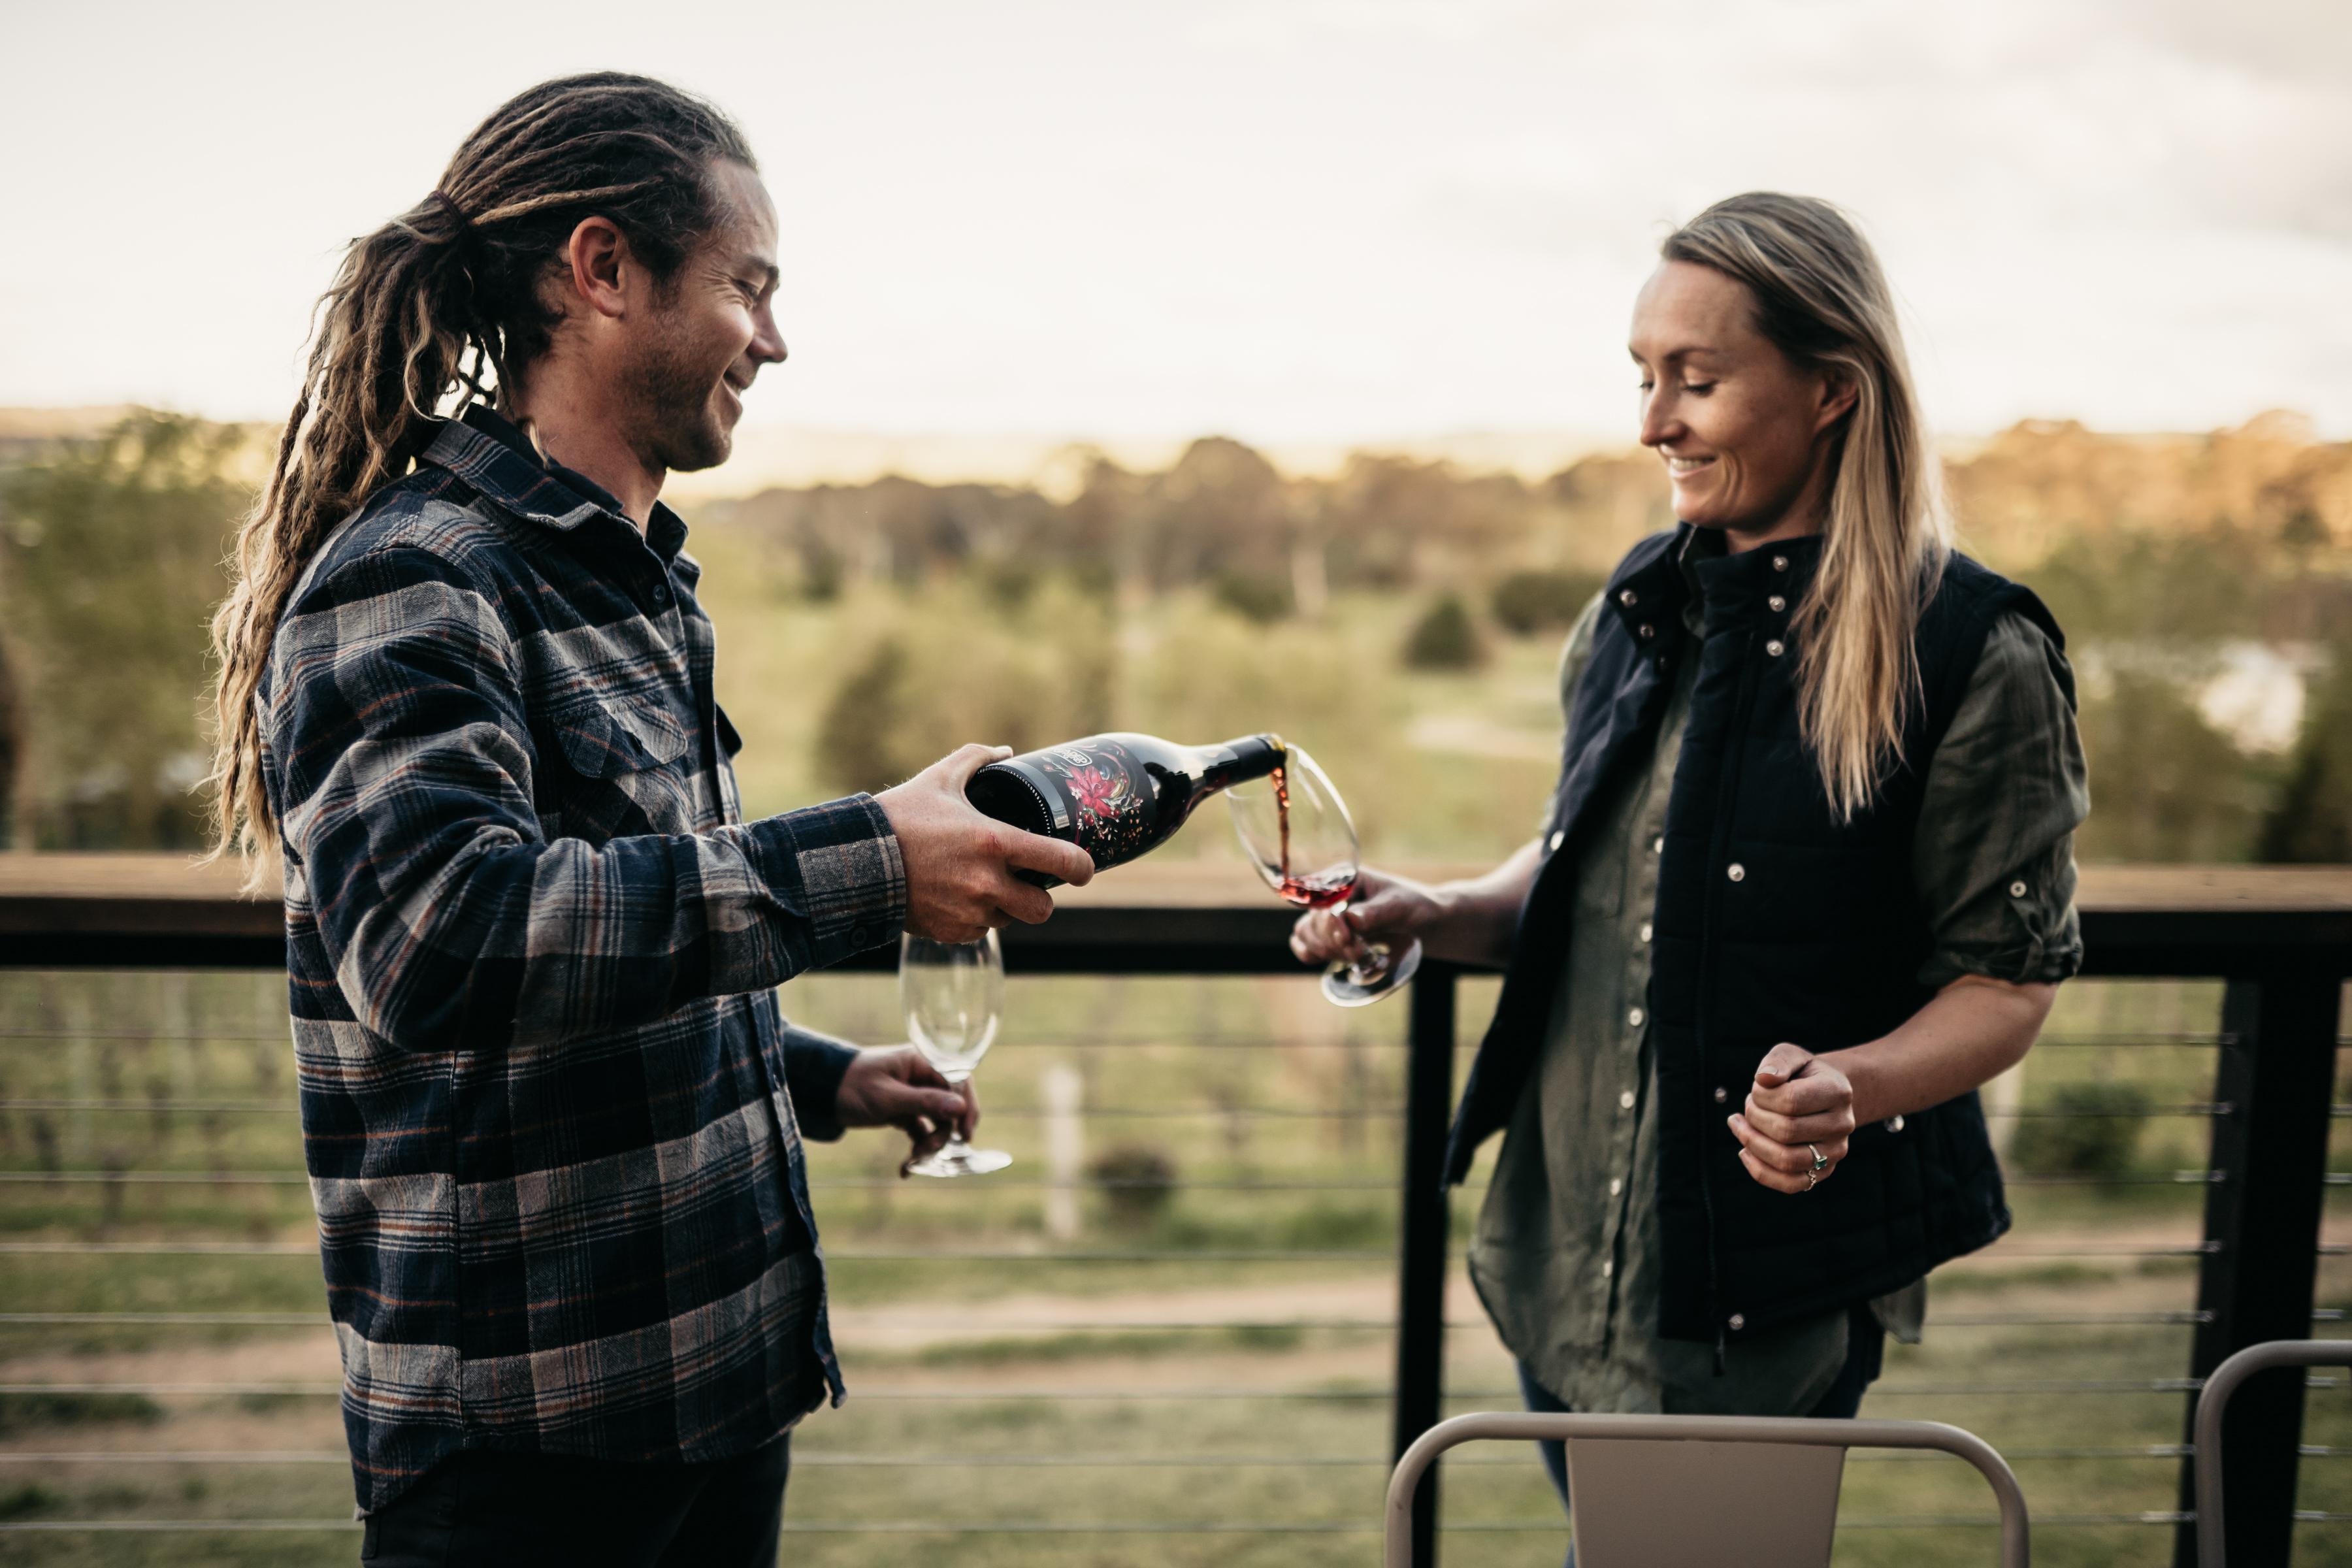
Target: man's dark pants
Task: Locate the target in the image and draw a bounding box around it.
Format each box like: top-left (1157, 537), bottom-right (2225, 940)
top-left (361, 1437), bottom-right (790, 1567)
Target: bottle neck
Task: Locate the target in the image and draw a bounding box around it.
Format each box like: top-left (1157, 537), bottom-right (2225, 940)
top-left (1203, 733), bottom-right (1284, 788)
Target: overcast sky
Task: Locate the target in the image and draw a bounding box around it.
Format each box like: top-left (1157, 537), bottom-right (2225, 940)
top-left (5, 0), bottom-right (2349, 446)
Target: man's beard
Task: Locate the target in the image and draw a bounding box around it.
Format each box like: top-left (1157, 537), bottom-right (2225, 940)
top-left (624, 321), bottom-right (734, 476)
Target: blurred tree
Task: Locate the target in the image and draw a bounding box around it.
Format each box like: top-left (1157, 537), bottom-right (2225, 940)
top-left (2258, 636), bottom-right (2352, 862)
top-left (0, 413), bottom-right (246, 849)
top-left (2075, 668), bottom-right (2271, 862)
top-left (1210, 569), bottom-right (1292, 625)
top-left (0, 641), bottom-right (20, 848)
top-left (811, 580), bottom-right (1117, 799)
top-left (1492, 569), bottom-right (1603, 637)
top-left (1403, 594), bottom-right (1483, 670)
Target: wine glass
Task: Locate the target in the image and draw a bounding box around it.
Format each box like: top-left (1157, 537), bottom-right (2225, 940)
top-left (1226, 744), bottom-right (1422, 1007)
top-left (900, 930), bottom-right (1014, 1177)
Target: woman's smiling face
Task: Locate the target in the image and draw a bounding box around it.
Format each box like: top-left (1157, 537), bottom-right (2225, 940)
top-left (1629, 259), bottom-right (1855, 550)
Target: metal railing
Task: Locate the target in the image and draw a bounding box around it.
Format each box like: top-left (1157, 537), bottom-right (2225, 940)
top-left (1, 856), bottom-right (2348, 1565)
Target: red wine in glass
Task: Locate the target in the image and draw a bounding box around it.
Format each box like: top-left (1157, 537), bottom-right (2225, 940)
top-left (1228, 745), bottom-right (1422, 1006)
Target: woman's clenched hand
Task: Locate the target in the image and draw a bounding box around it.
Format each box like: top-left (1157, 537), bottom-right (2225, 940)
top-left (1727, 1042), bottom-right (1857, 1194)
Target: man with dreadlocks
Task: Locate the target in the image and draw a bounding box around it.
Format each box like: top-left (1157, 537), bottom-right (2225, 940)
top-left (208, 74), bottom-right (1092, 1564)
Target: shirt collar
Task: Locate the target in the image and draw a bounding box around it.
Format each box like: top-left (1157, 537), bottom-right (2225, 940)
top-left (421, 405), bottom-right (691, 565)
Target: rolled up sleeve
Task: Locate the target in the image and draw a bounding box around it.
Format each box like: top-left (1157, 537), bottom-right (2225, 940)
top-left (1912, 613), bottom-right (2090, 989)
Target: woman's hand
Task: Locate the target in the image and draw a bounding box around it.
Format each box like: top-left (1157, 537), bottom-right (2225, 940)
top-left (833, 1044), bottom-right (979, 1177)
top-left (1290, 868), bottom-right (1444, 967)
top-left (1727, 1042), bottom-right (1857, 1194)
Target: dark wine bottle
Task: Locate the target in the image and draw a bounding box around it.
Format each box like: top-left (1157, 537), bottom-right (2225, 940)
top-left (968, 732), bottom-right (1284, 888)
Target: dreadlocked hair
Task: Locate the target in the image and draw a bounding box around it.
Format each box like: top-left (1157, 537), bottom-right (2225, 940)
top-left (208, 73), bottom-right (755, 874)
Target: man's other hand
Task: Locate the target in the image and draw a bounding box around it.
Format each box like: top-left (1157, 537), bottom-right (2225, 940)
top-left (876, 744), bottom-right (1095, 943)
top-left (834, 1045), bottom-right (977, 1173)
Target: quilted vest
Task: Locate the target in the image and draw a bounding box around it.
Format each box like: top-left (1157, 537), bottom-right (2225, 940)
top-left (1445, 525), bottom-right (2068, 1346)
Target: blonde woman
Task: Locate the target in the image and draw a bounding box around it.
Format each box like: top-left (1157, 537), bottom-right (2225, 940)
top-left (1295, 193), bottom-right (2085, 1520)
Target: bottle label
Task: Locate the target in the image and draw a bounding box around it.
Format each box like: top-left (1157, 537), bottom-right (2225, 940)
top-left (1027, 738), bottom-right (1156, 867)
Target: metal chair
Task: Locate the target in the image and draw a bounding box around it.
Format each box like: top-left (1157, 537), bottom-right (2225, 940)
top-left (2193, 1339), bottom-right (2352, 1568)
top-left (1384, 1411), bottom-right (2029, 1568)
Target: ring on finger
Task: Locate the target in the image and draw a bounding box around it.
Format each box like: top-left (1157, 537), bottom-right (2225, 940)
top-left (1807, 1143), bottom-right (1830, 1174)
top-left (1805, 1169), bottom-right (1819, 1192)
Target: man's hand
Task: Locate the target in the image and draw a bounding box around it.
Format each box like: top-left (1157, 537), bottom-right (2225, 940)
top-left (834, 1045), bottom-right (978, 1175)
top-left (876, 744), bottom-right (1095, 943)
top-left (1289, 868), bottom-right (1443, 966)
top-left (1727, 1043), bottom-right (1857, 1194)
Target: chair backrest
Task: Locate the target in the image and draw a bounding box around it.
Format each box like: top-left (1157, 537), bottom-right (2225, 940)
top-left (1383, 1411), bottom-right (2029, 1568)
top-left (2194, 1339), bottom-right (2352, 1568)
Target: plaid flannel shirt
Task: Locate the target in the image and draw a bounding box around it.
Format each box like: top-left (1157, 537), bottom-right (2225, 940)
top-left (261, 407), bottom-right (906, 1513)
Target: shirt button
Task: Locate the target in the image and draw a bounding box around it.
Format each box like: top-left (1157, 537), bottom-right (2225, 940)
top-left (848, 924), bottom-right (871, 947)
top-left (1652, 836), bottom-right (1664, 855)
top-left (1714, 1086), bottom-right (1729, 1103)
top-left (1601, 1259), bottom-right (1614, 1279)
top-left (2009, 879), bottom-right (2028, 897)
top-left (1765, 639), bottom-right (1786, 657)
top-left (1771, 555), bottom-right (1789, 572)
top-left (1729, 1313), bottom-right (1747, 1331)
top-left (1618, 1089), bottom-right (1636, 1111)
top-left (1628, 1007), bottom-right (1645, 1028)
top-left (1548, 830), bottom-right (1565, 851)
top-left (1768, 595), bottom-right (1786, 613)
top-left (1609, 1177), bottom-right (1623, 1196)
top-left (1727, 862), bottom-right (1745, 882)
top-left (1619, 589), bottom-right (1639, 606)
top-left (651, 584), bottom-right (671, 606)
top-left (1639, 922), bottom-right (1654, 943)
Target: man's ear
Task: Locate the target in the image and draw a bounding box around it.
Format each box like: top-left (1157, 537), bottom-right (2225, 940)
top-left (563, 216), bottom-right (634, 323)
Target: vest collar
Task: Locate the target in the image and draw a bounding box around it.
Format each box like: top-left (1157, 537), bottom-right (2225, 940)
top-left (1691, 528), bottom-right (1823, 632)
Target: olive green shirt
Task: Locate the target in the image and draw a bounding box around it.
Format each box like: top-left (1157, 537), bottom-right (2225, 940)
top-left (1469, 541), bottom-right (2088, 1414)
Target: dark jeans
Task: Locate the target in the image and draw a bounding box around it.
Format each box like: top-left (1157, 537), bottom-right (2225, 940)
top-left (1517, 1305), bottom-right (1886, 1567)
top-left (359, 1437), bottom-right (791, 1568)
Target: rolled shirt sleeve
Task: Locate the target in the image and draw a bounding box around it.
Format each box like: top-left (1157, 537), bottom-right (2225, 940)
top-left (1911, 612), bottom-right (2090, 989)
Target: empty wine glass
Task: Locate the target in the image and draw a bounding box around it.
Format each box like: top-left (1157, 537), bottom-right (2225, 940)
top-left (1226, 744), bottom-right (1422, 1007)
top-left (900, 930), bottom-right (1013, 1177)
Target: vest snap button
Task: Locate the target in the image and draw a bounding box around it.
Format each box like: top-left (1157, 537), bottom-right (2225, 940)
top-left (1884, 1114), bottom-right (1905, 1132)
top-left (1618, 1089), bottom-right (1635, 1110)
top-left (1548, 830), bottom-right (1565, 851)
top-left (2009, 879), bottom-right (2027, 897)
top-left (1639, 921), bottom-right (1653, 943)
top-left (1714, 1086), bottom-right (1728, 1103)
top-left (1619, 589), bottom-right (1639, 606)
top-left (1639, 623), bottom-right (1656, 640)
top-left (1629, 1007), bottom-right (1645, 1028)
top-left (1771, 555), bottom-right (1789, 572)
top-left (1765, 639), bottom-right (1785, 657)
top-left (1727, 862), bottom-right (1745, 882)
top-left (1768, 595), bottom-right (1786, 612)
top-left (1728, 1313), bottom-right (1746, 1331)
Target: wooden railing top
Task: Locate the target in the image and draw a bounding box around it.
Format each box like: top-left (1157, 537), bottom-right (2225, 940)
top-left (1, 854), bottom-right (2347, 973)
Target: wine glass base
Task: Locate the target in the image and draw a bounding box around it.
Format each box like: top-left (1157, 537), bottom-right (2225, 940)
top-left (1321, 938), bottom-right (1425, 1007)
top-left (906, 1145), bottom-right (1014, 1179)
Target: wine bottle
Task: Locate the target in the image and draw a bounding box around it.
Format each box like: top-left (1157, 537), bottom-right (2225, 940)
top-left (968, 732), bottom-right (1284, 888)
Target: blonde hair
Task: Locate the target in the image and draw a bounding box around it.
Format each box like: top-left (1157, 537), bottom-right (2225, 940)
top-left (1662, 193), bottom-right (1949, 821)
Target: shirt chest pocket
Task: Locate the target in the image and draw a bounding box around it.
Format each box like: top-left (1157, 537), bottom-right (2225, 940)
top-left (543, 696), bottom-right (696, 841)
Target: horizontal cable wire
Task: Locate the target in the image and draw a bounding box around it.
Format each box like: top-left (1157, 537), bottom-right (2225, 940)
top-left (0, 1313), bottom-right (321, 1326)
top-left (0, 1098), bottom-right (2266, 1119)
top-left (10, 1446), bottom-right (2347, 1469)
top-left (12, 1516), bottom-right (2352, 1535)
top-left (0, 1169), bottom-right (2247, 1190)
